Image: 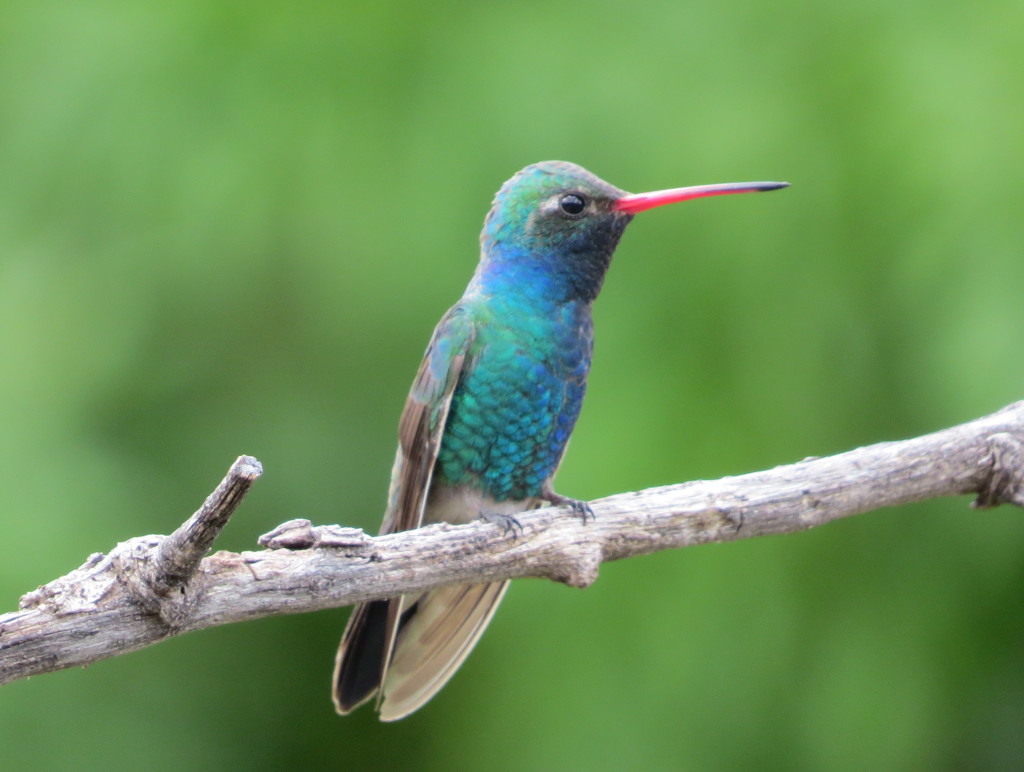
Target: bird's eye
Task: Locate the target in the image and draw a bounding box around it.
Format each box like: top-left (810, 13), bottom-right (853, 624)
top-left (558, 194), bottom-right (586, 216)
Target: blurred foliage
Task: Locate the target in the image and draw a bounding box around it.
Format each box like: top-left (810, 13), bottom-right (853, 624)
top-left (2, 1), bottom-right (1023, 770)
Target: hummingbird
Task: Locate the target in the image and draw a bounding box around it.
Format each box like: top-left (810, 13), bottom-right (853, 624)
top-left (332, 161), bottom-right (788, 721)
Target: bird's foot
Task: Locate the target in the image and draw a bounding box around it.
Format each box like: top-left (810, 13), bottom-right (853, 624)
top-left (543, 490), bottom-right (594, 523)
top-left (480, 511), bottom-right (524, 539)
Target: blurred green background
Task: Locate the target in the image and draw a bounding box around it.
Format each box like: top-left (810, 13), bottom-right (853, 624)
top-left (2, 2), bottom-right (1023, 770)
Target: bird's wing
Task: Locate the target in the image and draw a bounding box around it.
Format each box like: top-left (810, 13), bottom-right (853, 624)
top-left (333, 304), bottom-right (475, 715)
top-left (380, 303), bottom-right (475, 535)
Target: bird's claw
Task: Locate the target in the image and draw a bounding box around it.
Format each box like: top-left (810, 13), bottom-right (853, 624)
top-left (481, 511), bottom-right (524, 539)
top-left (544, 492), bottom-right (594, 523)
top-left (566, 498), bottom-right (595, 523)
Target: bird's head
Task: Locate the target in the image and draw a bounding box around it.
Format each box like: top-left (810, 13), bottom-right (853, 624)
top-left (476, 161), bottom-right (787, 305)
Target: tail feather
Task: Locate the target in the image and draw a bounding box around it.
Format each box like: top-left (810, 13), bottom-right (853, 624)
top-left (332, 599), bottom-right (390, 714)
top-left (380, 581), bottom-right (509, 721)
top-left (332, 581), bottom-right (509, 720)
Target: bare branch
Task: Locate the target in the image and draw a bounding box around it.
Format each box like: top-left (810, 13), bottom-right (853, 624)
top-left (2, 402), bottom-right (1022, 687)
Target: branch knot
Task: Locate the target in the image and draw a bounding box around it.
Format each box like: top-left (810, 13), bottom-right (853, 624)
top-left (974, 432), bottom-right (1024, 508)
